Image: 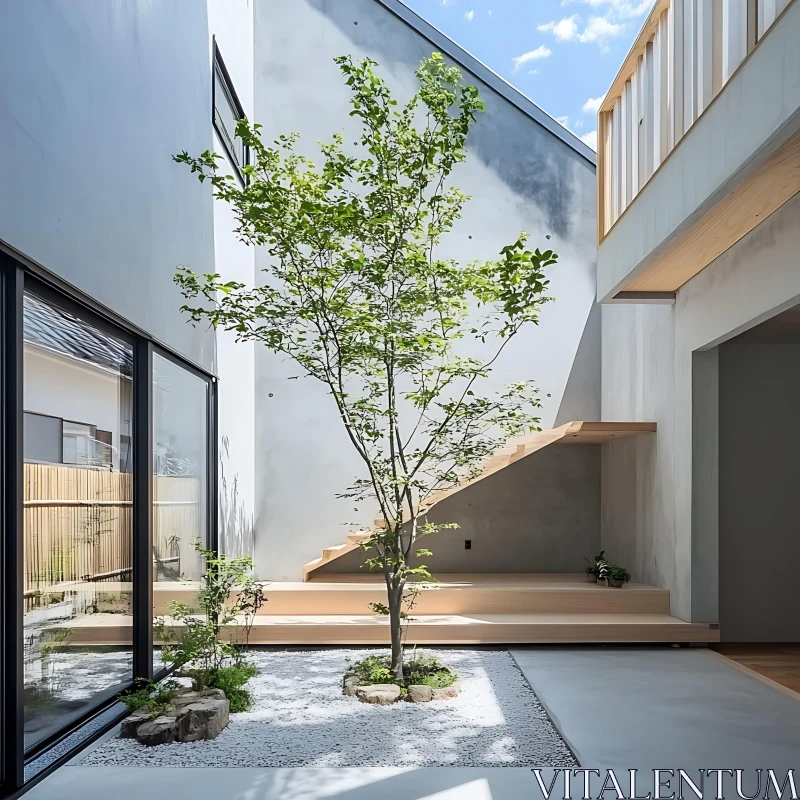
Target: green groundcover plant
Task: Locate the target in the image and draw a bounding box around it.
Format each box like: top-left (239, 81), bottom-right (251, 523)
top-left (346, 650), bottom-right (456, 692)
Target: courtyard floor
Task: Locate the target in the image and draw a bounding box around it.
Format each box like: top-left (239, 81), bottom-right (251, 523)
top-left (82, 649), bottom-right (575, 768)
top-left (25, 646), bottom-right (800, 800)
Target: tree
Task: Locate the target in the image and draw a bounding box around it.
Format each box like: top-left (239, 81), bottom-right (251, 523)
top-left (174, 53), bottom-right (556, 680)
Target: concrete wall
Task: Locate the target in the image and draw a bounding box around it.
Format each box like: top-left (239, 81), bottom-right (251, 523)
top-left (718, 343), bottom-right (800, 642)
top-left (596, 0), bottom-right (800, 300)
top-left (252, 0), bottom-right (598, 580)
top-left (0, 0), bottom-right (217, 372)
top-left (318, 444), bottom-right (600, 575)
top-left (602, 192), bottom-right (800, 620)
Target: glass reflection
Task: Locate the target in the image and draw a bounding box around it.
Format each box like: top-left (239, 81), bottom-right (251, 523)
top-left (152, 354), bottom-right (209, 670)
top-left (23, 293), bottom-right (133, 750)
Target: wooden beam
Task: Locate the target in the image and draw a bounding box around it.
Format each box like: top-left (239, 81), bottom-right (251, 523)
top-left (644, 40), bottom-right (655, 181)
top-left (671, 0), bottom-right (685, 143)
top-left (612, 97), bottom-right (622, 220)
top-left (746, 0), bottom-right (758, 51)
top-left (625, 131), bottom-right (800, 292)
top-left (697, 0), bottom-right (714, 112)
top-left (621, 82), bottom-right (631, 206)
top-left (630, 71), bottom-right (640, 199)
top-left (683, 0), bottom-right (697, 128)
top-left (723, 0), bottom-right (748, 82)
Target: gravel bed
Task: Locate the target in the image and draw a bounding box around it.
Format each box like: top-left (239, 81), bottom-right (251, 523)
top-left (81, 649), bottom-right (577, 768)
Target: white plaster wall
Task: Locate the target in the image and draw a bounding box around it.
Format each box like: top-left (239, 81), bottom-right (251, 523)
top-left (206, 0), bottom-right (256, 558)
top-left (602, 192), bottom-right (800, 620)
top-left (252, 0), bottom-right (598, 579)
top-left (0, 0), bottom-right (217, 371)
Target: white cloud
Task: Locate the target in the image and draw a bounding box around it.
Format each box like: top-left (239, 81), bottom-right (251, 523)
top-left (538, 15), bottom-right (580, 41)
top-left (555, 115), bottom-right (570, 127)
top-left (511, 45), bottom-right (552, 70)
top-left (582, 94), bottom-right (606, 114)
top-left (440, 0), bottom-right (456, 6)
top-left (538, 14), bottom-right (623, 44)
top-left (580, 129), bottom-right (598, 150)
top-left (487, 9), bottom-right (493, 14)
top-left (464, 9), bottom-right (475, 20)
top-left (581, 16), bottom-right (623, 41)
top-left (528, 69), bottom-right (539, 75)
top-left (574, 119), bottom-right (584, 129)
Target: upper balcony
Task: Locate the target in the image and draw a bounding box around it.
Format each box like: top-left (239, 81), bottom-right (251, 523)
top-left (596, 0), bottom-right (800, 302)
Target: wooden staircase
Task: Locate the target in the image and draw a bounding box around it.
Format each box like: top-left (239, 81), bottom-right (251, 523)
top-left (302, 421), bottom-right (657, 580)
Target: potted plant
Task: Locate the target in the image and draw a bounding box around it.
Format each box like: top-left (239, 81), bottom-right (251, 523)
top-left (596, 559), bottom-right (612, 586)
top-left (607, 564), bottom-right (630, 588)
top-left (584, 550), bottom-right (607, 583)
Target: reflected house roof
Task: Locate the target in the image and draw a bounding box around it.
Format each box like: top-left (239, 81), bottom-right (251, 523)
top-left (23, 293), bottom-right (133, 375)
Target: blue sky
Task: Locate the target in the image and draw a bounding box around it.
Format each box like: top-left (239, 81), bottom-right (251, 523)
top-left (401, 0), bottom-right (653, 150)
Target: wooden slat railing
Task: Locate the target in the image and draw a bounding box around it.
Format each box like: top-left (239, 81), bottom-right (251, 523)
top-left (598, 0), bottom-right (794, 240)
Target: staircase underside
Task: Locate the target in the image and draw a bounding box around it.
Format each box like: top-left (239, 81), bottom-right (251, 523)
top-left (302, 421), bottom-right (657, 581)
top-left (53, 573), bottom-right (719, 646)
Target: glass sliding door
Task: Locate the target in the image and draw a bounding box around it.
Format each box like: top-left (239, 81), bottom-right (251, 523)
top-left (22, 291), bottom-right (134, 752)
top-left (152, 353), bottom-right (210, 669)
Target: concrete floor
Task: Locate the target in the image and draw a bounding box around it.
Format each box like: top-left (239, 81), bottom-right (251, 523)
top-left (25, 646), bottom-right (800, 800)
top-left (510, 646), bottom-right (800, 773)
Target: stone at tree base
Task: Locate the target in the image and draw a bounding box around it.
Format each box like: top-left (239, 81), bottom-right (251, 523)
top-left (356, 684), bottom-right (401, 705)
top-left (179, 698), bottom-right (230, 742)
top-left (137, 716), bottom-right (178, 746)
top-left (120, 709), bottom-right (152, 738)
top-left (406, 685), bottom-right (433, 703)
top-left (343, 675), bottom-right (361, 697)
top-left (431, 680), bottom-right (461, 700)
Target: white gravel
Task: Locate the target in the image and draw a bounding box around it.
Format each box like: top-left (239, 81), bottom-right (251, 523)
top-left (82, 649), bottom-right (577, 768)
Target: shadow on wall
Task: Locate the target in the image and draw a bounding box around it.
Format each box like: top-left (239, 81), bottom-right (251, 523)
top-left (554, 302), bottom-right (601, 426)
top-left (219, 436), bottom-right (255, 560)
top-left (308, 0), bottom-right (584, 238)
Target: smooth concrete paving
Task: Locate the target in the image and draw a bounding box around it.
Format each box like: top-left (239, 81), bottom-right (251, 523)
top-left (25, 766), bottom-right (544, 800)
top-left (25, 646), bottom-right (800, 799)
top-left (511, 646), bottom-right (800, 772)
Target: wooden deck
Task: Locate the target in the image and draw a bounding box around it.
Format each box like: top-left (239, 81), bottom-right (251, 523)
top-left (50, 574), bottom-right (719, 646)
top-left (713, 644), bottom-right (800, 699)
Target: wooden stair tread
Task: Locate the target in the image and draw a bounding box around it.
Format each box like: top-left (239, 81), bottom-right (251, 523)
top-left (54, 609), bottom-right (718, 646)
top-left (208, 612), bottom-right (708, 626)
top-left (149, 573), bottom-right (672, 616)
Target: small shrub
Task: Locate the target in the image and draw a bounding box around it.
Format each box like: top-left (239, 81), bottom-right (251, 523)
top-left (207, 663), bottom-right (258, 712)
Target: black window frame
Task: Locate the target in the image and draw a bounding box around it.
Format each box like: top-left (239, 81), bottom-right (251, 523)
top-left (0, 240), bottom-right (219, 797)
top-left (212, 39), bottom-right (250, 187)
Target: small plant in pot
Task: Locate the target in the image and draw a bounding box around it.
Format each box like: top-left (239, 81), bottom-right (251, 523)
top-left (607, 564), bottom-right (631, 588)
top-left (596, 559), bottom-right (612, 586)
top-left (584, 550), bottom-right (607, 583)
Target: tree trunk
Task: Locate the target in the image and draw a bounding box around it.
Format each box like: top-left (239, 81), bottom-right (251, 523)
top-left (387, 578), bottom-right (405, 681)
